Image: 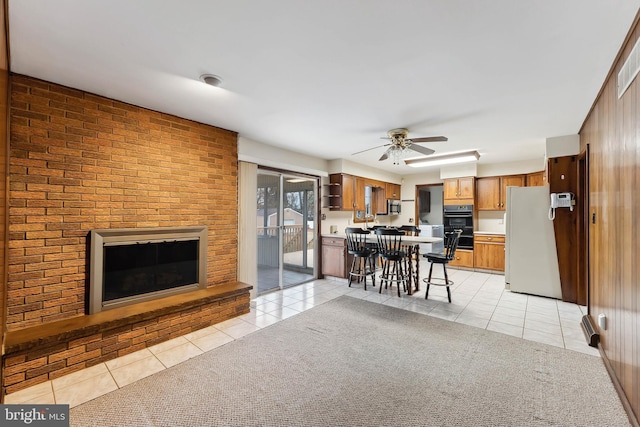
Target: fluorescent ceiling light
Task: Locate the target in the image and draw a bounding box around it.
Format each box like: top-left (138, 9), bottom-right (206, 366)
top-left (286, 178), bottom-right (309, 183)
top-left (404, 150), bottom-right (480, 168)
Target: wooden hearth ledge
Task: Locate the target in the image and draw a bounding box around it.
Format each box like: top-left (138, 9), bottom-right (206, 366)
top-left (4, 281), bottom-right (252, 355)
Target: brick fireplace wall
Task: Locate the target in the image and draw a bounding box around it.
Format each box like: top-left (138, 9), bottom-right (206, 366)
top-left (7, 75), bottom-right (239, 331)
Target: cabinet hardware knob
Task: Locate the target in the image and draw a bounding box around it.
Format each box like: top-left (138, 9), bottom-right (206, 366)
top-left (488, 237), bottom-right (492, 240)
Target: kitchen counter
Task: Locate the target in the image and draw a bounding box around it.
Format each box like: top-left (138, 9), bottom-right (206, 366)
top-left (474, 231), bottom-right (505, 235)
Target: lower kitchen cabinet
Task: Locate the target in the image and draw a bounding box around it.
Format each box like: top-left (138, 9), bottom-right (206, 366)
top-left (448, 249), bottom-right (474, 268)
top-left (474, 234), bottom-right (505, 271)
top-left (322, 236), bottom-right (350, 278)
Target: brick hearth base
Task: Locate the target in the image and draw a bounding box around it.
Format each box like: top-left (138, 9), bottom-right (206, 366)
top-left (2, 282), bottom-right (251, 397)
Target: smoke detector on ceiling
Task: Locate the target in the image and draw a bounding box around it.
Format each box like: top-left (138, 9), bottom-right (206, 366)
top-left (200, 74), bottom-right (223, 87)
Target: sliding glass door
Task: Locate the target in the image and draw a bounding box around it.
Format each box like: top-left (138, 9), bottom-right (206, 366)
top-left (256, 170), bottom-right (317, 294)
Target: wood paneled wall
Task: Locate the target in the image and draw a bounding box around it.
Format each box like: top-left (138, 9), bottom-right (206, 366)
top-left (547, 156), bottom-right (581, 304)
top-left (580, 11), bottom-right (640, 423)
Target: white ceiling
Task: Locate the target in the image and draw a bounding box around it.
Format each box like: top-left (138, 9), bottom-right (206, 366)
top-left (8, 1), bottom-right (640, 174)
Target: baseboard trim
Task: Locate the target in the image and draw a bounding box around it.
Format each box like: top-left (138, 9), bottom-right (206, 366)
top-left (599, 345), bottom-right (639, 427)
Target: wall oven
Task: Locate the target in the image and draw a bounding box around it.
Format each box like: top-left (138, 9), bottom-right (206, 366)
top-left (443, 205), bottom-right (474, 249)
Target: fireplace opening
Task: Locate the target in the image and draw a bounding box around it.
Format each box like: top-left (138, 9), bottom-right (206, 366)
top-left (89, 226), bottom-right (207, 314)
top-left (103, 240), bottom-right (199, 302)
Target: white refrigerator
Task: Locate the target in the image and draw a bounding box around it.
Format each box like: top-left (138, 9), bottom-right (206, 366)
top-left (505, 186), bottom-right (562, 299)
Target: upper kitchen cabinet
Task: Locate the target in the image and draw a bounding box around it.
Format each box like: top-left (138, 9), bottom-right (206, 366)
top-left (443, 177), bottom-right (475, 205)
top-left (373, 182), bottom-right (387, 215)
top-left (476, 175), bottom-right (524, 211)
top-left (386, 182), bottom-right (401, 200)
top-left (525, 171), bottom-right (546, 187)
top-left (327, 173), bottom-right (355, 211)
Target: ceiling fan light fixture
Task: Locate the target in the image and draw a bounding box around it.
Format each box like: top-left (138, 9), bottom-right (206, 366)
top-left (405, 150), bottom-right (480, 168)
top-left (200, 74), bottom-right (223, 87)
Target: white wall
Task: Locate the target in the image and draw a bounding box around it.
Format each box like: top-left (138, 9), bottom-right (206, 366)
top-left (327, 159), bottom-right (402, 183)
top-left (238, 137), bottom-right (329, 177)
top-left (545, 134), bottom-right (580, 158)
top-left (476, 211), bottom-right (506, 233)
top-left (477, 158), bottom-right (545, 177)
top-left (397, 170), bottom-right (443, 226)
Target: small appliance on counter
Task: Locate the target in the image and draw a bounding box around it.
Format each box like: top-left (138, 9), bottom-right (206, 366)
top-left (387, 199), bottom-right (401, 215)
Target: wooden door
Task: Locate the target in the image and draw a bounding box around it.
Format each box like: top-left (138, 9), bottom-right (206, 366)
top-left (386, 182), bottom-right (401, 199)
top-left (473, 235), bottom-right (505, 271)
top-left (476, 177), bottom-right (500, 210)
top-left (321, 238), bottom-right (346, 278)
top-left (500, 175), bottom-right (525, 209)
top-left (526, 171), bottom-right (545, 187)
top-left (443, 179), bottom-right (459, 200)
top-left (457, 177), bottom-right (475, 199)
top-left (374, 185), bottom-right (387, 215)
top-left (341, 174), bottom-right (355, 210)
top-left (340, 174), bottom-right (355, 211)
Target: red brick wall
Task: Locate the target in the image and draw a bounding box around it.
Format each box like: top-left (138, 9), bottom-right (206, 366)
top-left (7, 75), bottom-right (239, 330)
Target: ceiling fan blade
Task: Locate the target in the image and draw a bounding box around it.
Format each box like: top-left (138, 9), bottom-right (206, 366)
top-left (408, 144), bottom-right (435, 156)
top-left (352, 143), bottom-right (391, 156)
top-left (379, 147), bottom-right (393, 161)
top-left (408, 136), bottom-right (448, 143)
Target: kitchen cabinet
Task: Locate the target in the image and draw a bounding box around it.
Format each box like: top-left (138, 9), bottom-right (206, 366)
top-left (476, 175), bottom-right (524, 211)
top-left (327, 174), bottom-right (355, 211)
top-left (321, 236), bottom-right (351, 278)
top-left (386, 182), bottom-right (401, 199)
top-left (354, 177), bottom-right (366, 212)
top-left (328, 173), bottom-right (402, 219)
top-left (373, 184), bottom-right (387, 215)
top-left (526, 171), bottom-right (546, 187)
top-left (448, 249), bottom-right (474, 268)
top-left (474, 234), bottom-right (505, 271)
top-left (443, 177), bottom-right (475, 205)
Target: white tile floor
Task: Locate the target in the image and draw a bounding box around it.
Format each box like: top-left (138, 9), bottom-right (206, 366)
top-left (4, 268), bottom-right (597, 407)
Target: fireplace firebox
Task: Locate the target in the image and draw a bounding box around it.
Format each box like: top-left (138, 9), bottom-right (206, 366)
top-left (89, 226), bottom-right (208, 314)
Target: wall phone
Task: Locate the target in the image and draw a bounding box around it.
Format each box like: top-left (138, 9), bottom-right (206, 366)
top-left (549, 192), bottom-right (575, 220)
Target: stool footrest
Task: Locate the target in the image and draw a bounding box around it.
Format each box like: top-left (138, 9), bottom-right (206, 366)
top-left (423, 277), bottom-right (454, 287)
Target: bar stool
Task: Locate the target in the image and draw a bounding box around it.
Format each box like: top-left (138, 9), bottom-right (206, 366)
top-left (423, 230), bottom-right (462, 303)
top-left (345, 227), bottom-right (377, 290)
top-left (375, 228), bottom-right (409, 296)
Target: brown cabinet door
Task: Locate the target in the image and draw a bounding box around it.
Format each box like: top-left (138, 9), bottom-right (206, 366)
top-left (322, 239), bottom-right (346, 278)
top-left (448, 249), bottom-right (474, 268)
top-left (526, 171), bottom-right (545, 187)
top-left (386, 182), bottom-right (401, 199)
top-left (341, 174), bottom-right (355, 210)
top-left (474, 240), bottom-right (505, 271)
top-left (443, 179), bottom-right (460, 200)
top-left (329, 173), bottom-right (355, 211)
top-left (500, 175), bottom-right (525, 209)
top-left (374, 186), bottom-right (387, 215)
top-left (457, 177), bottom-right (475, 199)
top-left (476, 177), bottom-right (501, 210)
top-left (354, 177), bottom-right (365, 211)
top-left (444, 177), bottom-right (475, 205)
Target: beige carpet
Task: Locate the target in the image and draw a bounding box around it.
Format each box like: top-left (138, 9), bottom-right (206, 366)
top-left (70, 296), bottom-right (629, 426)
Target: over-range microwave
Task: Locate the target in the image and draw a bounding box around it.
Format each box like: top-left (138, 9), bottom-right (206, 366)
top-left (387, 199), bottom-right (401, 215)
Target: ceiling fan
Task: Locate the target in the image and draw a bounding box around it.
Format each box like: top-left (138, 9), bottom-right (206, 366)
top-left (353, 128), bottom-right (448, 164)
